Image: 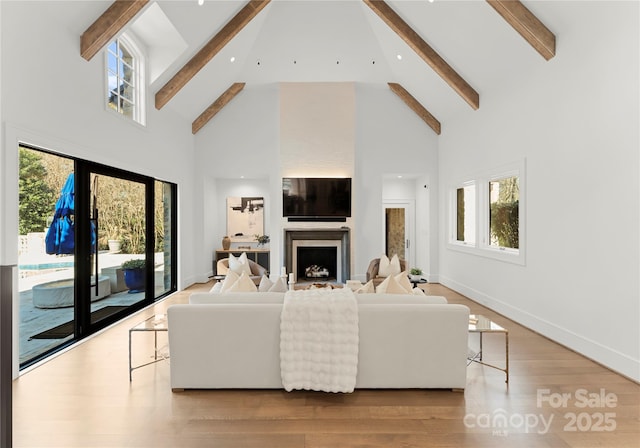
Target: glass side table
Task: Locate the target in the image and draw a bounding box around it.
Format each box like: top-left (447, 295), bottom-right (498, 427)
top-left (129, 313), bottom-right (169, 381)
top-left (468, 314), bottom-right (509, 383)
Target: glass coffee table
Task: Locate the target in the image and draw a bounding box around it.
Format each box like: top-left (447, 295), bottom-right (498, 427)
top-left (468, 314), bottom-right (509, 383)
top-left (129, 313), bottom-right (169, 381)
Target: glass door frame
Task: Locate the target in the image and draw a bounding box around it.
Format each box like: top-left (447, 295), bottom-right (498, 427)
top-left (18, 142), bottom-right (177, 369)
top-left (74, 160), bottom-right (156, 337)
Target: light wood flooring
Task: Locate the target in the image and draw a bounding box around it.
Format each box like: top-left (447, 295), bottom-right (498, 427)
top-left (12, 282), bottom-right (640, 447)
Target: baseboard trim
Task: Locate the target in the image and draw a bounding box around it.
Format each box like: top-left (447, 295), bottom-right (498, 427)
top-left (439, 276), bottom-right (640, 383)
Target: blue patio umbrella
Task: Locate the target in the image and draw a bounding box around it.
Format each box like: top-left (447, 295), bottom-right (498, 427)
top-left (45, 173), bottom-right (76, 255)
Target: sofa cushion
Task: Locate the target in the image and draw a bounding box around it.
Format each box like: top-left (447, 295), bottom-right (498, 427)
top-left (355, 280), bottom-right (375, 294)
top-left (357, 294), bottom-right (447, 304)
top-left (189, 292), bottom-right (285, 304)
top-left (378, 254), bottom-right (401, 277)
top-left (268, 277), bottom-right (288, 292)
top-left (220, 270), bottom-right (240, 292)
top-left (209, 281), bottom-right (223, 293)
top-left (228, 252), bottom-right (252, 276)
top-left (375, 274), bottom-right (409, 294)
top-left (258, 275), bottom-right (273, 292)
top-left (228, 271), bottom-right (258, 292)
top-left (395, 271), bottom-right (413, 292)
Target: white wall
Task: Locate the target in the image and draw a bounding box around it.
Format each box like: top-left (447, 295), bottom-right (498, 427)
top-left (355, 83), bottom-right (439, 280)
top-left (438, 2), bottom-right (639, 380)
top-left (193, 83), bottom-right (280, 278)
top-left (1, 1), bottom-right (197, 374)
top-left (194, 82), bottom-right (439, 281)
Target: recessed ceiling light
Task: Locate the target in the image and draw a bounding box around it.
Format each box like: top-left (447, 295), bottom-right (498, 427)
top-left (197, 0), bottom-right (204, 5)
top-left (230, 56), bottom-right (236, 63)
top-left (396, 54), bottom-right (403, 61)
top-left (397, 175), bottom-right (403, 179)
top-left (240, 175), bottom-right (245, 179)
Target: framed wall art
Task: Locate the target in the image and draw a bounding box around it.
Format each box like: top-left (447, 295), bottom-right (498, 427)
top-left (227, 196), bottom-right (264, 242)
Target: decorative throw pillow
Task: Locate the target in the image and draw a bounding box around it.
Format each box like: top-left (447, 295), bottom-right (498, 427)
top-left (258, 275), bottom-right (273, 292)
top-left (355, 280), bottom-right (375, 294)
top-left (268, 277), bottom-right (288, 293)
top-left (395, 271), bottom-right (413, 293)
top-left (412, 287), bottom-right (426, 296)
top-left (228, 252), bottom-right (252, 276)
top-left (209, 281), bottom-right (223, 293)
top-left (378, 254), bottom-right (401, 278)
top-left (220, 270), bottom-right (240, 292)
top-left (228, 271), bottom-right (258, 292)
top-left (376, 274), bottom-right (410, 294)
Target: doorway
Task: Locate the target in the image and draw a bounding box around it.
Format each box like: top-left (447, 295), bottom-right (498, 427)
top-left (383, 201), bottom-right (415, 268)
top-left (17, 145), bottom-right (176, 368)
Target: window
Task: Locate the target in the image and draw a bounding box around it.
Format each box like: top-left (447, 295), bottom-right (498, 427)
top-left (449, 160), bottom-right (525, 265)
top-left (489, 176), bottom-right (519, 250)
top-left (455, 183), bottom-right (476, 245)
top-left (106, 34), bottom-right (145, 125)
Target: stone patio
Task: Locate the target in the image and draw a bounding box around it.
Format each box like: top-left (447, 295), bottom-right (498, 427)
top-left (19, 251), bottom-right (167, 365)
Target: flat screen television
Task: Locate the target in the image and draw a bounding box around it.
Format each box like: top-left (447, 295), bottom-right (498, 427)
top-left (282, 177), bottom-right (352, 218)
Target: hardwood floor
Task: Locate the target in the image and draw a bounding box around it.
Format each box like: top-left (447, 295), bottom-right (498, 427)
top-left (13, 282), bottom-right (640, 447)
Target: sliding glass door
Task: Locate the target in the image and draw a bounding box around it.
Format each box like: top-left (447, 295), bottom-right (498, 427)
top-left (18, 145), bottom-right (177, 368)
top-left (18, 148), bottom-right (76, 363)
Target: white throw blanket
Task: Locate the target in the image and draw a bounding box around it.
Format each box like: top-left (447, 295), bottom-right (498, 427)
top-left (280, 287), bottom-right (359, 393)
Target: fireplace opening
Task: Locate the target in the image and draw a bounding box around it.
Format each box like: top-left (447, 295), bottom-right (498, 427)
top-left (296, 246), bottom-right (337, 282)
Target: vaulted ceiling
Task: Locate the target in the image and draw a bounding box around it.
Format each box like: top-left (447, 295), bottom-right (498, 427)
top-left (80, 0), bottom-right (557, 135)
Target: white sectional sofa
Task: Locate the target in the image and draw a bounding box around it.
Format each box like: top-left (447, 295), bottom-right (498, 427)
top-left (167, 292), bottom-right (470, 391)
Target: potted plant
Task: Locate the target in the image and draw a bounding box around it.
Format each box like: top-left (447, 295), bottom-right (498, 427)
top-left (121, 258), bottom-right (146, 293)
top-left (254, 234), bottom-right (270, 247)
top-left (409, 267), bottom-right (423, 282)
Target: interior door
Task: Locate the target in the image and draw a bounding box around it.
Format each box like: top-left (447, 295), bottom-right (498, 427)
top-left (383, 201), bottom-right (415, 268)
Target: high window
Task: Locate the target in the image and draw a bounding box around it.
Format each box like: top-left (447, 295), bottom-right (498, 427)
top-left (449, 160), bottom-right (525, 264)
top-left (106, 35), bottom-right (145, 125)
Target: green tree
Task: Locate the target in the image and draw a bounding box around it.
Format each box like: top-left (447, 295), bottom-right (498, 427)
top-left (19, 148), bottom-right (55, 234)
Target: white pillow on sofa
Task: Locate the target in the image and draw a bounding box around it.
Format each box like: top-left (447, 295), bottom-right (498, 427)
top-left (258, 275), bottom-right (273, 292)
top-left (209, 281), bottom-right (223, 293)
top-left (395, 271), bottom-right (413, 293)
top-left (220, 270), bottom-right (240, 292)
top-left (228, 271), bottom-right (258, 292)
top-left (375, 274), bottom-right (409, 294)
top-left (228, 252), bottom-right (252, 276)
top-left (268, 277), bottom-right (288, 293)
top-left (355, 280), bottom-right (375, 294)
top-left (378, 254), bottom-right (401, 278)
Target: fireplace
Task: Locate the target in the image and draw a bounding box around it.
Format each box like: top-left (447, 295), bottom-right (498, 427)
top-left (284, 228), bottom-right (350, 283)
top-left (295, 243), bottom-right (339, 282)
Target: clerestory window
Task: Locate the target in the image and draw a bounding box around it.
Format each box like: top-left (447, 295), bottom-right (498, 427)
top-left (106, 34), bottom-right (146, 125)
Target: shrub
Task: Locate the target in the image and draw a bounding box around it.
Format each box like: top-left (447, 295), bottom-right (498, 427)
top-left (121, 259), bottom-right (146, 270)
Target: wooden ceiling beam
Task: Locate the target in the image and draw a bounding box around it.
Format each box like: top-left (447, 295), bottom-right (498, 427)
top-left (156, 0), bottom-right (270, 110)
top-left (192, 83), bottom-right (246, 134)
top-left (388, 83), bottom-right (441, 135)
top-left (80, 0), bottom-right (149, 61)
top-left (486, 0), bottom-right (556, 60)
top-left (364, 0), bottom-right (479, 110)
